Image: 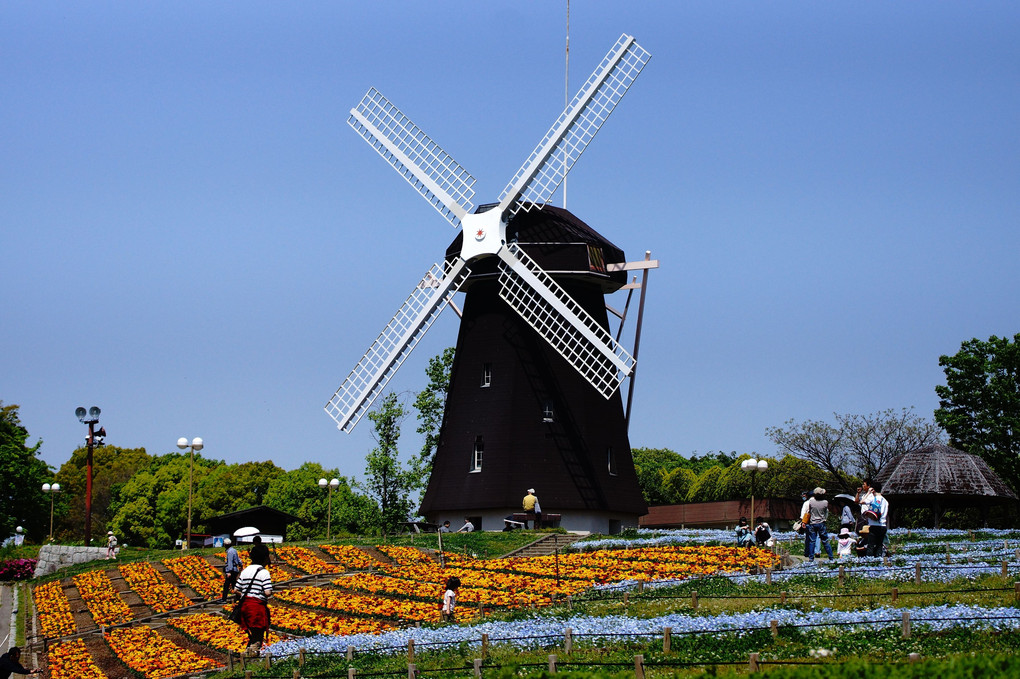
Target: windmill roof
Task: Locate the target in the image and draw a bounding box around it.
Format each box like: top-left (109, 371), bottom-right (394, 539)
top-left (875, 443), bottom-right (1017, 502)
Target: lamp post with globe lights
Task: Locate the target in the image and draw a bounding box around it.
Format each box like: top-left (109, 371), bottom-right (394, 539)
top-left (42, 482), bottom-right (62, 541)
top-left (740, 458), bottom-right (768, 525)
top-left (177, 437), bottom-right (204, 550)
top-left (318, 478), bottom-right (340, 540)
top-left (75, 406), bottom-right (106, 545)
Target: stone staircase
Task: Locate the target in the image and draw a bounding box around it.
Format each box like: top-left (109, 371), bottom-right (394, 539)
top-left (501, 533), bottom-right (582, 558)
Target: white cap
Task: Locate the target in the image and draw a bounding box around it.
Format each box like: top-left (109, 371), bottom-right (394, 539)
top-left (527, 488), bottom-right (535, 493)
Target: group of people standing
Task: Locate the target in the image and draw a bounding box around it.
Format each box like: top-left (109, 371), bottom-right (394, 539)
top-left (798, 481), bottom-right (890, 560)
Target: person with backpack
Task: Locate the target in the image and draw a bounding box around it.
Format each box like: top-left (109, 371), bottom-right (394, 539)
top-left (233, 547), bottom-right (273, 657)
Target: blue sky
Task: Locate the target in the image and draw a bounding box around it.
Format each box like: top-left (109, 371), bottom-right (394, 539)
top-left (3, 3), bottom-right (1018, 481)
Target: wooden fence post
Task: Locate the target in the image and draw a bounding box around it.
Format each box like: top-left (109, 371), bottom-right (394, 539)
top-left (749, 652), bottom-right (760, 673)
top-left (770, 620), bottom-right (778, 638)
top-left (780, 591), bottom-right (787, 604)
top-left (838, 565), bottom-right (844, 587)
top-left (227, 653), bottom-right (234, 672)
top-left (908, 653), bottom-right (921, 663)
top-left (293, 669), bottom-right (300, 679)
top-left (691, 590), bottom-right (698, 610)
top-left (473, 658), bottom-right (483, 678)
top-left (245, 671), bottom-right (253, 679)
top-left (564, 628), bottom-right (573, 654)
top-left (891, 587), bottom-right (898, 602)
top-left (902, 610), bottom-right (911, 639)
top-left (347, 646), bottom-right (355, 661)
top-left (638, 580), bottom-right (645, 593)
top-left (548, 655), bottom-right (558, 673)
top-left (349, 668), bottom-right (357, 679)
top-left (567, 595), bottom-right (573, 610)
top-left (299, 648), bottom-right (306, 667)
top-left (408, 663), bottom-right (417, 679)
top-left (623, 592), bottom-right (629, 606)
top-left (663, 627), bottom-right (671, 653)
top-left (408, 639), bottom-right (415, 663)
top-left (915, 563), bottom-right (922, 585)
top-left (1015, 582), bottom-right (1020, 602)
top-left (1003, 560), bottom-right (1009, 577)
top-left (765, 568), bottom-right (772, 585)
top-left (482, 633), bottom-right (489, 659)
top-left (634, 654), bottom-right (645, 679)
top-left (264, 653), bottom-right (272, 670)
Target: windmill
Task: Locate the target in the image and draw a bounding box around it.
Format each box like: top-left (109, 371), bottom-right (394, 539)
top-left (327, 34), bottom-right (654, 533)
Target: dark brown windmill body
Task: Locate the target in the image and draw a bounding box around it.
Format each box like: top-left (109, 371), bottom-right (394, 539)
top-left (419, 206), bottom-right (647, 532)
top-left (326, 35), bottom-right (652, 535)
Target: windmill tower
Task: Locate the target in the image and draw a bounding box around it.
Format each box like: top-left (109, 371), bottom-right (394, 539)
top-left (327, 34), bottom-right (653, 533)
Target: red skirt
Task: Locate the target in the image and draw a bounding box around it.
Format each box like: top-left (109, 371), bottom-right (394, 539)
top-left (239, 596), bottom-right (269, 631)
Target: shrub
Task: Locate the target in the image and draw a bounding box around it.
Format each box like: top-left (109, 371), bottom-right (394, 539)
top-left (0, 558), bottom-right (37, 581)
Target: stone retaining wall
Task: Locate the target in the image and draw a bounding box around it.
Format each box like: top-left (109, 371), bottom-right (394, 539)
top-left (33, 545), bottom-right (112, 578)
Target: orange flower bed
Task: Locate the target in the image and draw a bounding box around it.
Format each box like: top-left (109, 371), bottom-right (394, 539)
top-left (167, 612), bottom-right (283, 652)
top-left (336, 571), bottom-right (566, 608)
top-left (267, 605), bottom-right (395, 636)
top-left (73, 570), bottom-right (133, 626)
top-left (106, 626), bottom-right (218, 679)
top-left (120, 562), bottom-right (189, 613)
top-left (319, 544), bottom-right (376, 569)
top-left (273, 545), bottom-right (339, 574)
top-left (33, 580), bottom-right (76, 638)
top-left (376, 561), bottom-right (590, 599)
top-left (222, 550), bottom-right (295, 583)
top-left (47, 639), bottom-right (106, 679)
top-left (162, 555), bottom-right (222, 600)
top-left (376, 545), bottom-right (434, 565)
top-left (275, 586), bottom-right (440, 623)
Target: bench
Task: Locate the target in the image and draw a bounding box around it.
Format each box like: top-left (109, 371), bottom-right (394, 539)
top-left (510, 512), bottom-right (562, 528)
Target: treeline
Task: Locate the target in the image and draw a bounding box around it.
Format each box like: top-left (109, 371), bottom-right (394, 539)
top-left (632, 448), bottom-right (832, 507)
top-left (48, 445), bottom-right (378, 548)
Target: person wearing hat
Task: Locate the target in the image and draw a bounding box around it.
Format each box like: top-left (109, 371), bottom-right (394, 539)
top-left (106, 531), bottom-right (118, 559)
top-left (804, 487), bottom-right (833, 561)
top-left (522, 488), bottom-right (541, 529)
top-left (222, 537), bottom-right (242, 601)
top-left (836, 527), bottom-right (857, 558)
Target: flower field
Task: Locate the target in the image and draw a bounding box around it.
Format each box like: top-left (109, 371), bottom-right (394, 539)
top-left (319, 544), bottom-right (376, 569)
top-left (119, 562), bottom-right (189, 613)
top-left (106, 626), bottom-right (218, 679)
top-left (47, 639), bottom-right (106, 679)
top-left (167, 612), bottom-right (284, 652)
top-left (72, 570), bottom-right (134, 626)
top-left (273, 545), bottom-right (340, 574)
top-left (31, 538), bottom-right (791, 678)
top-left (161, 555), bottom-right (222, 600)
top-left (33, 580), bottom-right (76, 637)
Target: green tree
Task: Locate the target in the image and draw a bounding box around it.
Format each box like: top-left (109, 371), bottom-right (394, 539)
top-left (411, 347), bottom-right (455, 489)
top-left (108, 451), bottom-right (221, 548)
top-left (263, 462), bottom-right (377, 539)
top-left (54, 444), bottom-right (151, 542)
top-left (193, 461), bottom-right (284, 520)
top-left (0, 402), bottom-right (51, 541)
top-left (687, 465), bottom-right (726, 503)
top-left (935, 333), bottom-right (1020, 492)
top-left (631, 447), bottom-right (686, 504)
top-left (661, 467), bottom-right (697, 503)
top-left (766, 408), bottom-right (943, 491)
top-left (361, 393), bottom-right (416, 535)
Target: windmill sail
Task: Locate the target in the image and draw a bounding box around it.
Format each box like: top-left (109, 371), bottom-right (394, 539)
top-left (348, 88), bottom-right (476, 228)
top-left (497, 34), bottom-right (650, 216)
top-left (496, 242), bottom-right (635, 398)
top-left (325, 258), bottom-right (471, 432)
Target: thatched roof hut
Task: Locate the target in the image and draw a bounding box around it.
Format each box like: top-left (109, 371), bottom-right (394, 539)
top-left (875, 443), bottom-right (1017, 527)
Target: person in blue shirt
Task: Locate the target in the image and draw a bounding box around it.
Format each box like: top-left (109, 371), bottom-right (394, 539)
top-left (222, 538), bottom-right (243, 600)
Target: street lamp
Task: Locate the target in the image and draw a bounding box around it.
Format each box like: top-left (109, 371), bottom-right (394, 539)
top-left (177, 437), bottom-right (204, 550)
top-left (75, 406), bottom-right (106, 545)
top-left (740, 458), bottom-right (768, 525)
top-left (318, 477), bottom-right (340, 540)
top-left (42, 482), bottom-right (62, 541)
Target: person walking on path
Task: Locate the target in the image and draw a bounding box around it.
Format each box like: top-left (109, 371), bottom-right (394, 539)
top-left (222, 538), bottom-right (242, 600)
top-left (234, 548), bottom-right (273, 657)
top-left (106, 531), bottom-right (117, 560)
top-left (805, 487), bottom-right (834, 561)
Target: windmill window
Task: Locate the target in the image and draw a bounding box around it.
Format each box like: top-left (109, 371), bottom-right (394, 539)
top-left (470, 436), bottom-right (483, 472)
top-left (608, 447), bottom-right (618, 476)
top-left (542, 400), bottom-right (555, 422)
top-left (481, 363), bottom-right (492, 388)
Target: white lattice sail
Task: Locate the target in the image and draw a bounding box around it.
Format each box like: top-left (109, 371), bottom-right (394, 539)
top-left (325, 259), bottom-right (471, 432)
top-left (498, 34), bottom-right (651, 215)
top-left (497, 243), bottom-right (635, 398)
top-left (349, 88), bottom-right (476, 228)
